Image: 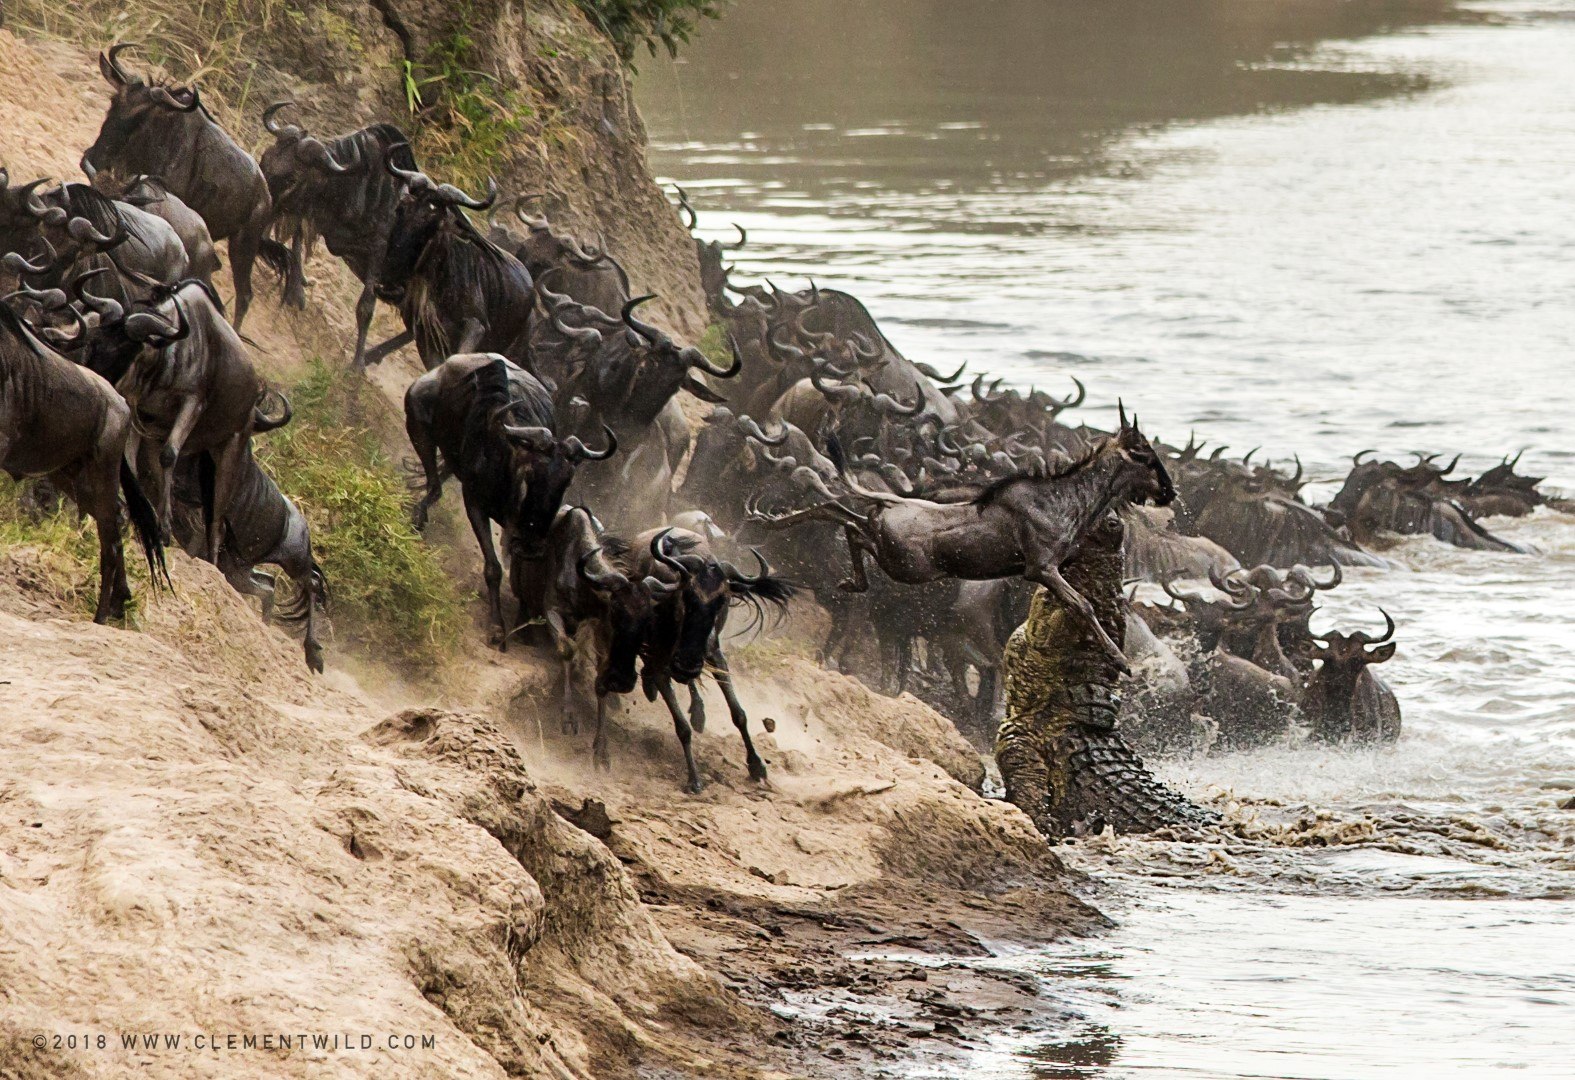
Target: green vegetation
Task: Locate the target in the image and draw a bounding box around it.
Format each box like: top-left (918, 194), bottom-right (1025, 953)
top-left (257, 359), bottom-right (466, 663)
top-left (0, 477), bottom-right (111, 616)
top-left (403, 10), bottom-right (532, 192)
top-left (574, 0), bottom-right (727, 65)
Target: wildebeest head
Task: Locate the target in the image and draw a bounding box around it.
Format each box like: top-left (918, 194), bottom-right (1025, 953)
top-left (1108, 403), bottom-right (1175, 507)
top-left (379, 152), bottom-right (498, 297)
top-left (1300, 609), bottom-right (1396, 669)
top-left (575, 538), bottom-right (677, 695)
top-left (258, 101), bottom-right (361, 191)
top-left (83, 44), bottom-right (204, 176)
top-left (648, 528), bottom-right (796, 684)
top-left (69, 269), bottom-right (191, 384)
top-left (497, 414), bottom-right (617, 560)
top-left (555, 293), bottom-right (745, 426)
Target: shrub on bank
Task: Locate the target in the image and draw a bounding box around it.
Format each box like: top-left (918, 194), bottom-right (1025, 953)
top-left (256, 359), bottom-right (466, 665)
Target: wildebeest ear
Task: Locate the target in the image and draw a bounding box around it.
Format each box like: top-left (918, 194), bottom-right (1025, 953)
top-left (682, 375), bottom-right (728, 404)
top-left (1366, 643), bottom-right (1396, 664)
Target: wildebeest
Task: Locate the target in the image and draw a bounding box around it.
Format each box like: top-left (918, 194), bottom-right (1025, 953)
top-left (1299, 610), bottom-right (1401, 742)
top-left (0, 296), bottom-right (164, 621)
top-left (170, 440), bottom-right (328, 672)
top-left (364, 157), bottom-right (532, 370)
top-left (631, 527), bottom-right (796, 793)
top-left (404, 354), bottom-right (615, 648)
top-left (1328, 450), bottom-right (1529, 553)
top-left (97, 174), bottom-right (220, 284)
top-left (109, 280), bottom-right (274, 559)
top-left (493, 199), bottom-right (631, 316)
top-left (750, 408), bottom-right (1174, 672)
top-left (258, 104), bottom-right (417, 366)
top-left (82, 44), bottom-right (273, 328)
top-left (525, 506), bottom-right (676, 767)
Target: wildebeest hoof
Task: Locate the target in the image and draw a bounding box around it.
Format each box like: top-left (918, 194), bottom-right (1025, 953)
top-left (685, 777), bottom-right (705, 795)
top-left (305, 641), bottom-right (325, 675)
top-left (762, 717), bottom-right (777, 733)
top-left (748, 761), bottom-right (769, 783)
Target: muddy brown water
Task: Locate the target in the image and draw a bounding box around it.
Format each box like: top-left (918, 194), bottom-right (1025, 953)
top-left (639, 1), bottom-right (1575, 1075)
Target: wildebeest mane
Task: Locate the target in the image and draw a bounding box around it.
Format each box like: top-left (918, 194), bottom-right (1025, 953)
top-left (972, 437), bottom-right (1104, 511)
top-left (60, 183), bottom-right (126, 240)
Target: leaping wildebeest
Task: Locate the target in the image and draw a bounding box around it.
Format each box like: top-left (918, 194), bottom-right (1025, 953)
top-left (404, 354), bottom-right (616, 648)
top-left (749, 407), bottom-right (1174, 672)
top-left (82, 44), bottom-right (274, 329)
top-left (0, 294), bottom-right (165, 622)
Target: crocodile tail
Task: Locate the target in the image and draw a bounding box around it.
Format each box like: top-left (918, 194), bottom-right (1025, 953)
top-left (1054, 727), bottom-right (1217, 835)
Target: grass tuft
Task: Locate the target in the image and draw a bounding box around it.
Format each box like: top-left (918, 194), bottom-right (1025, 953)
top-left (257, 358), bottom-right (466, 664)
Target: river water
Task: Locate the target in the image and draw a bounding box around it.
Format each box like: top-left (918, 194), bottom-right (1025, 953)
top-left (637, 2), bottom-right (1575, 1076)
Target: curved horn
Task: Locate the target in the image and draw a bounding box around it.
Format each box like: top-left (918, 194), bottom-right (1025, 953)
top-left (262, 100), bottom-right (299, 138)
top-left (382, 146), bottom-right (424, 186)
top-left (724, 223), bottom-right (747, 250)
top-left (67, 214), bottom-right (127, 249)
top-left (810, 366), bottom-right (862, 405)
top-left (501, 423), bottom-right (555, 449)
top-left (2, 284), bottom-right (69, 311)
top-left (150, 85), bottom-right (201, 113)
top-left (650, 527), bottom-right (690, 583)
top-left (551, 308), bottom-right (602, 346)
top-left (1243, 446), bottom-right (1259, 466)
top-left (1118, 399), bottom-right (1129, 430)
top-left (1353, 448), bottom-right (1377, 465)
top-left (689, 333), bottom-right (744, 379)
top-left (738, 415), bottom-right (788, 446)
top-left (1058, 376), bottom-right (1087, 412)
top-left (1369, 608), bottom-right (1397, 646)
top-left (720, 549), bottom-right (773, 587)
top-left (101, 42), bottom-right (138, 86)
top-left (767, 324), bottom-right (806, 362)
top-left (1438, 452), bottom-right (1461, 477)
top-left (577, 547), bottom-right (630, 591)
top-left (565, 424), bottom-right (618, 462)
top-left (124, 298), bottom-right (187, 344)
top-left (1290, 454), bottom-right (1304, 486)
top-left (431, 176), bottom-right (497, 210)
top-left (70, 267), bottom-right (124, 323)
top-left (33, 304), bottom-right (89, 350)
top-left (673, 184), bottom-right (697, 230)
top-left (2, 238), bottom-right (57, 277)
top-left (20, 178), bottom-right (68, 227)
top-left (620, 294), bottom-right (663, 345)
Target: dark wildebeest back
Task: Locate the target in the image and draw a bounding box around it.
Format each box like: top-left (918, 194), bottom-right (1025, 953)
top-left (82, 44), bottom-right (273, 328)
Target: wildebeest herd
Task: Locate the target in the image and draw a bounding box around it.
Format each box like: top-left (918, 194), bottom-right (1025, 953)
top-left (3, 45), bottom-right (1569, 793)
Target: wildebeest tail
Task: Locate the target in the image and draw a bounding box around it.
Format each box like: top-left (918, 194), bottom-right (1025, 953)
top-left (252, 388), bottom-right (294, 433)
top-left (258, 237), bottom-right (292, 279)
top-left (119, 460), bottom-right (169, 587)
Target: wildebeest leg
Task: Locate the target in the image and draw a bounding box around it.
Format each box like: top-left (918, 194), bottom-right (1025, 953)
top-left (592, 692), bottom-right (616, 771)
top-left (206, 435), bottom-right (247, 565)
top-left (454, 317), bottom-right (486, 355)
top-left (463, 494), bottom-right (507, 650)
top-left (708, 649), bottom-right (767, 783)
top-left (230, 211), bottom-right (267, 331)
top-left (1027, 561), bottom-right (1131, 675)
top-left (151, 398), bottom-right (201, 539)
top-left (405, 402), bottom-right (443, 531)
top-left (283, 233), bottom-right (308, 310)
top-left (687, 680), bottom-right (707, 734)
top-left (546, 611), bottom-right (580, 735)
top-left (76, 456), bottom-right (130, 624)
top-left (837, 525), bottom-right (872, 592)
top-left (657, 679), bottom-right (704, 794)
top-left (363, 329), bottom-right (415, 367)
top-left (350, 278), bottom-right (379, 369)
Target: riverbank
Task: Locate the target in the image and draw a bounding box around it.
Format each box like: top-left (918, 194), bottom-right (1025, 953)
top-left (0, 19), bottom-right (1109, 1077)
